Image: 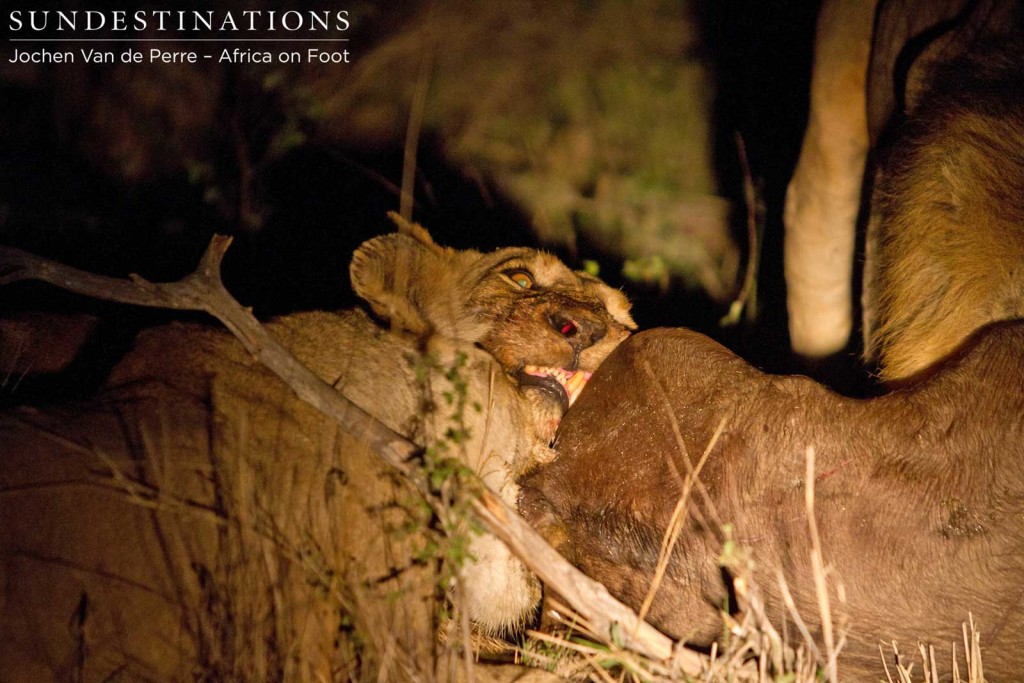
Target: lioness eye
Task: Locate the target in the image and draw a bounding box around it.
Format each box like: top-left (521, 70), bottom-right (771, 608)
top-left (505, 270), bottom-right (534, 289)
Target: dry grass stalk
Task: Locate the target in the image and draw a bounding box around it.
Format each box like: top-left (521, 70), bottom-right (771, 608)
top-left (399, 23), bottom-right (435, 222)
top-left (803, 446), bottom-right (842, 682)
top-left (523, 602), bottom-right (673, 683)
top-left (878, 614), bottom-right (986, 682)
top-left (963, 616), bottom-right (984, 682)
top-left (634, 408), bottom-right (725, 629)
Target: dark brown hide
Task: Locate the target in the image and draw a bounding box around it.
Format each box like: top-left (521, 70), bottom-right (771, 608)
top-left (521, 324), bottom-right (1024, 679)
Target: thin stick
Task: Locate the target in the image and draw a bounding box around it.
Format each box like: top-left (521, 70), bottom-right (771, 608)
top-left (721, 132), bottom-right (762, 326)
top-left (400, 33), bottom-right (435, 220)
top-left (777, 571), bottom-right (822, 666)
top-left (636, 410), bottom-right (725, 628)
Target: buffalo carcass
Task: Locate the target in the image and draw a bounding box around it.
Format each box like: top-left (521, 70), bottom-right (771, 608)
top-left (521, 322), bottom-right (1024, 679)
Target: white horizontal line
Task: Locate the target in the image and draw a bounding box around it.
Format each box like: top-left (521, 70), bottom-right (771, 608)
top-left (9, 38), bottom-right (349, 42)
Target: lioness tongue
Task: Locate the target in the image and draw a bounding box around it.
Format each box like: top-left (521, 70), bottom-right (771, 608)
top-left (523, 365), bottom-right (593, 407)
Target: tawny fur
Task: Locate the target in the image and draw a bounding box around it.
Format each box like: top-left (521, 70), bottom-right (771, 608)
top-left (785, 0), bottom-right (1024, 374)
top-left (865, 42), bottom-right (1024, 380)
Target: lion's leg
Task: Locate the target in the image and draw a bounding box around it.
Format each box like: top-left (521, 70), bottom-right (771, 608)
top-left (784, 0), bottom-right (878, 357)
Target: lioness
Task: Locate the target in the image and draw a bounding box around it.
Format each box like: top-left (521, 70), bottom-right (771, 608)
top-left (0, 219), bottom-right (634, 681)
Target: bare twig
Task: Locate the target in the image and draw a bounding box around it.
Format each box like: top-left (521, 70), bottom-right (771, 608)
top-left (400, 28), bottom-right (436, 220)
top-left (472, 489), bottom-right (673, 660)
top-left (721, 132), bottom-right (762, 327)
top-left (2, 237), bottom-right (418, 471)
top-left (0, 238), bottom-right (675, 662)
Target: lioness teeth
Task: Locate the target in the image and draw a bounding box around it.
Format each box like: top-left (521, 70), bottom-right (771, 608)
top-left (523, 365), bottom-right (594, 407)
top-left (564, 371), bottom-right (588, 401)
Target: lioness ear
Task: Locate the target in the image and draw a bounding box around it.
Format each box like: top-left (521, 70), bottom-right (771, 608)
top-left (607, 293), bottom-right (637, 330)
top-left (350, 229), bottom-right (437, 337)
top-left (580, 273), bottom-right (637, 330)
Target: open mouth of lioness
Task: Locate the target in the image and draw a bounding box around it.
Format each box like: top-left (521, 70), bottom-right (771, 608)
top-left (516, 365), bottom-right (593, 413)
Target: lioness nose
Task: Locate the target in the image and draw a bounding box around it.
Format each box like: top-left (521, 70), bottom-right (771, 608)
top-left (549, 313), bottom-right (606, 350)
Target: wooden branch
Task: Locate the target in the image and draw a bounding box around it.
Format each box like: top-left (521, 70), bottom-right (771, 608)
top-left (0, 238), bottom-right (678, 663)
top-left (473, 492), bottom-right (678, 662)
top-left (0, 238), bottom-right (415, 471)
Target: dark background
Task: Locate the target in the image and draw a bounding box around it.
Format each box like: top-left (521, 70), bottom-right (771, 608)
top-left (1, 1), bottom-right (872, 403)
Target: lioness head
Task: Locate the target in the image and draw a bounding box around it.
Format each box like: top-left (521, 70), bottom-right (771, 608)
top-left (349, 215), bottom-right (635, 637)
top-left (350, 213), bottom-right (636, 441)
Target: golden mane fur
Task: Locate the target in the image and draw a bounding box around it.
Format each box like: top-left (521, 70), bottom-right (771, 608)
top-left (864, 43), bottom-right (1024, 380)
